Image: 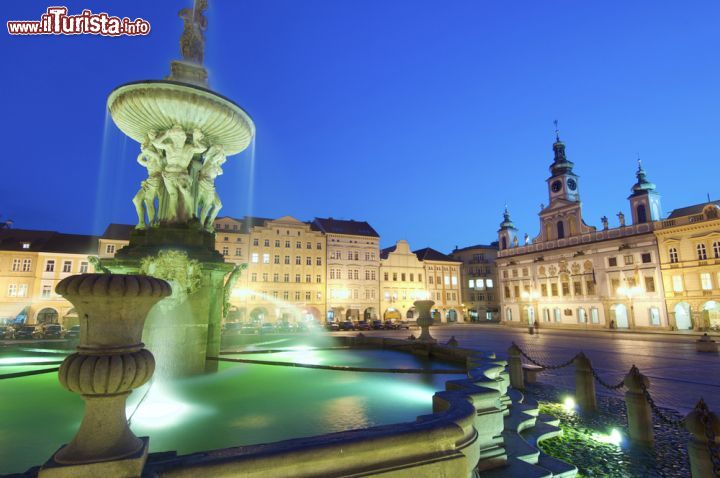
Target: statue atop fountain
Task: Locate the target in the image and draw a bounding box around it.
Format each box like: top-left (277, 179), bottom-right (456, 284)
top-left (103, 0), bottom-right (254, 376)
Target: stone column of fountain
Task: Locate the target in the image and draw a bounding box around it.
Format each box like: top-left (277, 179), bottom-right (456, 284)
top-left (414, 300), bottom-right (437, 344)
top-left (102, 1), bottom-right (255, 377)
top-left (39, 274), bottom-right (170, 477)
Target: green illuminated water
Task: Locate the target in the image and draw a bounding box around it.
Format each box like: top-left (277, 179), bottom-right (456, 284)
top-left (0, 347), bottom-right (459, 474)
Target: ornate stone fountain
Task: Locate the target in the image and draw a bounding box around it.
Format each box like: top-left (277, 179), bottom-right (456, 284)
top-left (102, 0), bottom-right (253, 376)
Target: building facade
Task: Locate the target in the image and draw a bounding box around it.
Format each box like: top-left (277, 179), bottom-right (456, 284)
top-left (450, 243), bottom-right (499, 322)
top-left (0, 229), bottom-right (97, 326)
top-left (496, 134), bottom-right (668, 330)
top-left (654, 200), bottom-right (720, 330)
top-left (379, 240), bottom-right (428, 321)
top-left (414, 247), bottom-right (464, 322)
top-left (311, 218), bottom-right (380, 322)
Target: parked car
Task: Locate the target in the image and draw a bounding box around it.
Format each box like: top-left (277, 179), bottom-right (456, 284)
top-left (15, 325), bottom-right (43, 340)
top-left (0, 326), bottom-right (15, 339)
top-left (383, 320), bottom-right (400, 330)
top-left (371, 320), bottom-right (384, 330)
top-left (325, 321), bottom-right (340, 332)
top-left (42, 324), bottom-right (65, 339)
top-left (398, 320), bottom-right (412, 330)
top-left (356, 320), bottom-right (371, 331)
top-left (65, 325), bottom-right (81, 339)
top-left (222, 322), bottom-right (243, 336)
top-left (260, 323), bottom-right (275, 334)
top-left (339, 321), bottom-right (354, 331)
top-left (241, 324), bottom-right (258, 335)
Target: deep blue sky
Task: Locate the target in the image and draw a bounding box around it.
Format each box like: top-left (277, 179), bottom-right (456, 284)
top-left (3, 1), bottom-right (719, 251)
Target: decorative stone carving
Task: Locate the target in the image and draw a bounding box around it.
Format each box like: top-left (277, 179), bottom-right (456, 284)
top-left (132, 131), bottom-right (164, 229)
top-left (223, 263), bottom-right (246, 319)
top-left (571, 262), bottom-right (580, 274)
top-left (617, 211), bottom-right (626, 227)
top-left (42, 274), bottom-right (170, 474)
top-left (414, 300), bottom-right (436, 344)
top-left (139, 250), bottom-right (203, 295)
top-left (196, 145), bottom-right (226, 231)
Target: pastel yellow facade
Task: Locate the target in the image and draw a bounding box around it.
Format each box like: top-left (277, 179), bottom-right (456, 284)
top-left (0, 231), bottom-right (96, 326)
top-left (379, 240), bottom-right (428, 321)
top-left (654, 202), bottom-right (720, 330)
top-left (423, 259), bottom-right (463, 322)
top-left (223, 216), bottom-right (326, 324)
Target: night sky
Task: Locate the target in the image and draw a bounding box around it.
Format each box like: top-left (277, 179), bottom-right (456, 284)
top-left (3, 1), bottom-right (719, 252)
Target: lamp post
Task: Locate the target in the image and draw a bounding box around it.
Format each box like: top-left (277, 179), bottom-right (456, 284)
top-left (616, 283), bottom-right (643, 329)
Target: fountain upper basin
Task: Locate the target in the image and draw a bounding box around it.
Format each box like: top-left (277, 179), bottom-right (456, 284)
top-left (107, 80), bottom-right (255, 155)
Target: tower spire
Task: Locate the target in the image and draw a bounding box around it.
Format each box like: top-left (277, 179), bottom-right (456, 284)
top-left (554, 119), bottom-right (560, 142)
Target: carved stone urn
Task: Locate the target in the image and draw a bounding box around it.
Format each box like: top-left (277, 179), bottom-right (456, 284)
top-left (414, 300), bottom-right (437, 344)
top-left (40, 274), bottom-right (170, 477)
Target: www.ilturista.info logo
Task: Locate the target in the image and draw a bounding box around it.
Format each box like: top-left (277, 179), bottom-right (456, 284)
top-left (7, 6), bottom-right (151, 36)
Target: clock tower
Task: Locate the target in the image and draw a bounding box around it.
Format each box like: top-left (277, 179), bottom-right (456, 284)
top-left (546, 129), bottom-right (581, 204)
top-left (536, 124), bottom-right (593, 242)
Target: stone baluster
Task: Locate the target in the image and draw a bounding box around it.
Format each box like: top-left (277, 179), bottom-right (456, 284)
top-left (624, 365), bottom-right (653, 446)
top-left (39, 274), bottom-right (171, 478)
top-left (684, 399), bottom-right (720, 478)
top-left (414, 300), bottom-right (437, 344)
top-left (507, 344), bottom-right (524, 390)
top-left (574, 352), bottom-right (597, 412)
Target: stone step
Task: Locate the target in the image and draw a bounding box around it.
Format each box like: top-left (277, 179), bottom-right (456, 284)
top-left (536, 413), bottom-right (560, 427)
top-left (536, 453), bottom-right (578, 478)
top-left (502, 429), bottom-right (540, 464)
top-left (482, 456), bottom-right (553, 478)
top-left (520, 420), bottom-right (562, 448)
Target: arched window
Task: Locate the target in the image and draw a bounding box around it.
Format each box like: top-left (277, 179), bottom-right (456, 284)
top-left (505, 308), bottom-right (513, 322)
top-left (636, 204), bottom-right (647, 223)
top-left (697, 243), bottom-right (707, 261)
top-left (557, 221), bottom-right (565, 239)
top-left (577, 308), bottom-right (587, 323)
top-left (501, 236), bottom-right (507, 250)
top-left (713, 241), bottom-right (720, 259)
top-left (669, 247), bottom-right (678, 264)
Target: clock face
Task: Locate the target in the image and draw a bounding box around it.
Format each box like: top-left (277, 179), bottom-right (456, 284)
top-left (551, 180), bottom-right (562, 193)
top-left (567, 178), bottom-right (577, 191)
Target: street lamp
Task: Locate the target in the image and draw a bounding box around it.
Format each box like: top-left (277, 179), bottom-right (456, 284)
top-left (616, 283), bottom-right (643, 328)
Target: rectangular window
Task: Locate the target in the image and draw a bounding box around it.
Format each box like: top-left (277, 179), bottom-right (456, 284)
top-left (393, 273), bottom-right (397, 281)
top-left (444, 275), bottom-right (450, 286)
top-left (561, 282), bottom-right (570, 296)
top-left (541, 283), bottom-right (548, 297)
top-left (401, 273), bottom-right (406, 282)
top-left (586, 280), bottom-right (595, 295)
top-left (573, 281), bottom-right (582, 295)
top-left (306, 291), bottom-right (311, 301)
top-left (264, 239), bottom-right (270, 247)
top-left (296, 241), bottom-right (302, 249)
top-left (106, 244), bottom-right (116, 254)
top-left (253, 238), bottom-right (259, 246)
top-left (451, 275), bottom-right (457, 286)
top-left (295, 274), bottom-right (301, 283)
top-left (7, 284), bottom-right (17, 297)
top-left (295, 256), bottom-right (301, 265)
top-left (222, 246), bottom-right (229, 256)
top-left (701, 273), bottom-right (712, 290)
top-left (262, 253), bottom-right (270, 264)
top-left (283, 291), bottom-right (289, 300)
top-left (306, 275), bottom-right (311, 283)
top-left (428, 276), bottom-right (433, 284)
top-left (262, 273), bottom-right (268, 282)
top-left (251, 273), bottom-right (257, 282)
top-left (384, 272), bottom-right (389, 281)
top-left (306, 242), bottom-right (312, 250)
top-left (62, 261), bottom-right (72, 273)
top-left (590, 307), bottom-right (600, 324)
top-left (275, 240), bottom-right (280, 247)
top-left (644, 276), bottom-right (656, 293)
top-left (419, 274), bottom-right (423, 282)
top-left (316, 257), bottom-right (322, 266)
top-left (317, 243), bottom-right (322, 250)
top-left (273, 273), bottom-right (279, 282)
top-left (17, 284), bottom-right (28, 297)
top-left (295, 291), bottom-right (301, 301)
top-left (285, 240), bottom-right (290, 248)
top-left (284, 256), bottom-right (290, 264)
top-left (672, 275), bottom-right (683, 292)
top-left (476, 278), bottom-right (485, 289)
top-left (486, 279), bottom-right (493, 288)
top-left (608, 257), bottom-right (617, 267)
top-left (305, 257), bottom-right (312, 265)
top-left (578, 308), bottom-right (587, 323)
top-left (623, 255), bottom-right (634, 265)
top-left (11, 259), bottom-right (21, 272)
top-left (468, 279), bottom-right (475, 288)
top-left (504, 286), bottom-right (510, 299)
top-left (251, 253), bottom-right (259, 263)
top-left (284, 273), bottom-right (289, 282)
top-left (513, 285), bottom-right (520, 298)
top-left (316, 275), bottom-right (321, 283)
top-left (274, 255), bottom-right (280, 264)
top-left (41, 284), bottom-right (52, 297)
top-left (551, 283), bottom-right (558, 296)
top-left (641, 253), bottom-right (652, 264)
top-left (45, 260), bottom-right (55, 272)
top-left (22, 259), bottom-right (32, 272)
top-left (79, 261), bottom-right (88, 273)
top-left (235, 248), bottom-right (242, 256)
top-left (553, 308), bottom-right (561, 322)
top-left (649, 307), bottom-right (661, 326)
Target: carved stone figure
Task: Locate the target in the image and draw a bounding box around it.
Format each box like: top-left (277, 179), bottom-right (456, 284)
top-left (196, 145), bottom-right (226, 231)
top-left (617, 211), bottom-right (626, 227)
top-left (524, 233), bottom-right (530, 245)
top-left (179, 0), bottom-right (208, 64)
top-left (223, 263), bottom-right (246, 319)
top-left (513, 236), bottom-right (519, 247)
top-left (601, 216), bottom-right (609, 230)
top-left (132, 131), bottom-right (164, 229)
top-left (153, 125), bottom-right (207, 224)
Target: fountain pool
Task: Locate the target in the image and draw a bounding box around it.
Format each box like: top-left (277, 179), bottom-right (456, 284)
top-left (0, 344), bottom-right (463, 474)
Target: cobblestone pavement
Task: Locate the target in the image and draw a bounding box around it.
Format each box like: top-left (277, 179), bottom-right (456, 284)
top-left (335, 324), bottom-right (720, 414)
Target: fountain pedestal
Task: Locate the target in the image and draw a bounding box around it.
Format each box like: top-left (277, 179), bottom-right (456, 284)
top-left (414, 300), bottom-right (437, 344)
top-left (39, 274), bottom-right (170, 478)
